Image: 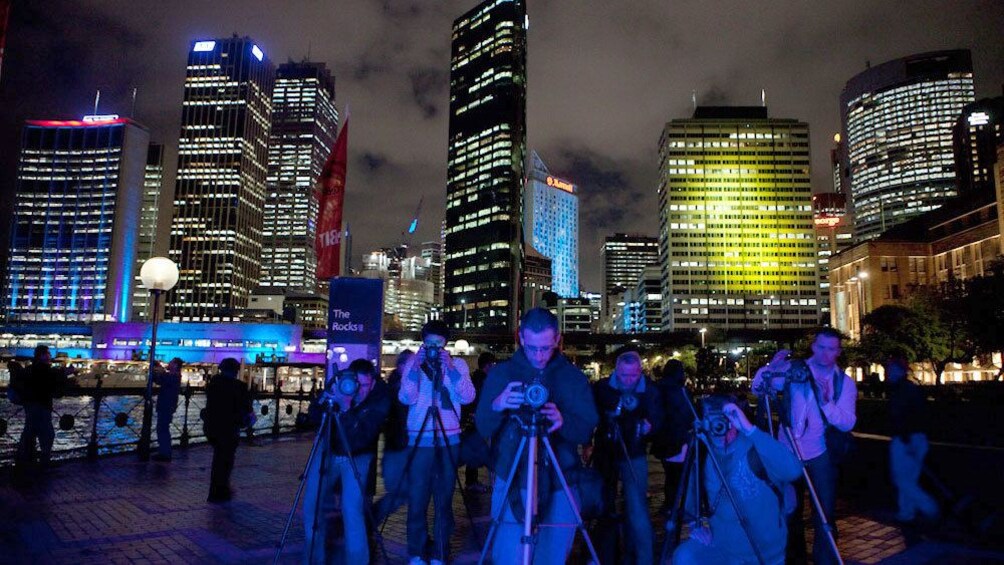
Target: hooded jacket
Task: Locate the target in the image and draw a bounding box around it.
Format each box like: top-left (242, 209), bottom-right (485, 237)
top-left (475, 349), bottom-right (598, 485)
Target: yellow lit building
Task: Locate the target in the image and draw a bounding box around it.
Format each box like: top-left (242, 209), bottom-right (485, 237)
top-left (657, 106), bottom-right (819, 332)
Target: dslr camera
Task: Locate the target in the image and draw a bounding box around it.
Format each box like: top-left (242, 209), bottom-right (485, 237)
top-left (516, 376), bottom-right (550, 410)
top-left (758, 358), bottom-right (812, 390)
top-left (423, 344), bottom-right (441, 364)
top-left (333, 368), bottom-right (360, 397)
top-left (702, 408), bottom-right (731, 437)
top-left (612, 392), bottom-right (639, 417)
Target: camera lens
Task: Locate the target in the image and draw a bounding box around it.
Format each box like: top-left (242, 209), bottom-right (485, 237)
top-left (336, 370), bottom-right (359, 396)
top-left (523, 382), bottom-right (549, 409)
top-left (706, 413), bottom-right (730, 437)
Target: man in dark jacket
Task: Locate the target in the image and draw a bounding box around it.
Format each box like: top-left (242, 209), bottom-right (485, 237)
top-left (15, 345), bottom-right (68, 468)
top-left (885, 353), bottom-right (938, 522)
top-left (374, 349), bottom-right (413, 524)
top-left (652, 359), bottom-right (692, 508)
top-left (463, 351), bottom-right (496, 491)
top-left (303, 358), bottom-right (390, 564)
top-left (591, 348), bottom-right (663, 565)
top-left (152, 357), bottom-right (184, 462)
top-left (476, 307), bottom-right (599, 565)
top-left (204, 357), bottom-right (253, 502)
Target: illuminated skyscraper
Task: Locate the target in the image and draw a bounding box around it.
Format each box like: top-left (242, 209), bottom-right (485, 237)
top-left (445, 0), bottom-right (527, 333)
top-left (658, 106), bottom-right (818, 332)
top-left (261, 61), bottom-right (338, 293)
top-left (132, 143), bottom-right (166, 321)
top-left (5, 116), bottom-right (149, 322)
top-left (952, 95), bottom-right (1004, 195)
top-left (167, 37), bottom-right (275, 321)
top-left (524, 151), bottom-right (579, 298)
top-left (601, 233), bottom-right (658, 331)
top-left (813, 192), bottom-right (853, 324)
top-left (840, 50), bottom-right (975, 240)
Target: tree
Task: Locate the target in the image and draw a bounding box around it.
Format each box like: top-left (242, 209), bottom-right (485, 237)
top-left (860, 279), bottom-right (974, 385)
top-left (963, 259), bottom-right (1004, 380)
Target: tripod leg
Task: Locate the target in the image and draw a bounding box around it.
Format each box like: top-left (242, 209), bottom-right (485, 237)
top-left (659, 435), bottom-right (697, 563)
top-left (539, 435), bottom-right (602, 565)
top-left (273, 413), bottom-right (329, 565)
top-left (430, 406), bottom-right (479, 553)
top-left (478, 436), bottom-right (528, 565)
top-left (780, 424), bottom-right (844, 565)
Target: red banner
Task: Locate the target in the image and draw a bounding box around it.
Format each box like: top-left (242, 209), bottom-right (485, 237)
top-left (316, 116), bottom-right (348, 279)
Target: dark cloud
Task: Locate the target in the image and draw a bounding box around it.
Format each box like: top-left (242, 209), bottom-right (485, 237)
top-left (0, 0), bottom-right (1002, 292)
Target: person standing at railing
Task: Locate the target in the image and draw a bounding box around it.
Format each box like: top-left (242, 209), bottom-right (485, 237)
top-left (204, 357), bottom-right (255, 503)
top-left (14, 345), bottom-right (70, 470)
top-left (152, 357), bottom-right (184, 462)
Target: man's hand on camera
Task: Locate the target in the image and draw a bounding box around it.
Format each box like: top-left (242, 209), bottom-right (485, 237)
top-left (723, 403), bottom-right (755, 435)
top-left (540, 402), bottom-right (563, 433)
top-left (639, 419), bottom-right (653, 436)
top-left (492, 381), bottom-right (525, 412)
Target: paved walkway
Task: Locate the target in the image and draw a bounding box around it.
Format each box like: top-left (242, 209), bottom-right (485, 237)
top-left (1, 434), bottom-right (1002, 564)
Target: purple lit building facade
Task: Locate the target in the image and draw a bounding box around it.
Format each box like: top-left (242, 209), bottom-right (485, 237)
top-left (4, 117), bottom-right (149, 323)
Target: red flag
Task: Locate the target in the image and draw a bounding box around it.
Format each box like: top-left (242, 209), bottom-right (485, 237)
top-left (316, 116), bottom-right (348, 279)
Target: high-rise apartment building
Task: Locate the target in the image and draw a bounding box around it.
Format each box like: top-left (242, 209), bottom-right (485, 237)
top-left (840, 50), bottom-right (975, 240)
top-left (952, 95), bottom-right (1004, 195)
top-left (5, 116), bottom-right (149, 322)
top-left (601, 233), bottom-right (658, 331)
top-left (420, 241), bottom-right (444, 307)
top-left (658, 106), bottom-right (818, 332)
top-left (132, 143), bottom-right (165, 321)
top-left (168, 37), bottom-right (275, 321)
top-left (261, 61), bottom-right (338, 293)
top-left (445, 0), bottom-right (527, 333)
top-left (524, 151), bottom-right (579, 298)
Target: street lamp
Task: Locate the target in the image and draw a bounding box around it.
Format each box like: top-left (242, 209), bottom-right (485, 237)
top-left (700, 327), bottom-right (707, 348)
top-left (137, 257), bottom-right (179, 461)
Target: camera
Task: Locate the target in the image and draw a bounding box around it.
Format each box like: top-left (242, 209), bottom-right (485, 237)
top-left (613, 392), bottom-right (639, 417)
top-left (516, 378), bottom-right (550, 410)
top-left (703, 409), bottom-right (730, 437)
top-left (333, 369), bottom-right (359, 396)
top-left (759, 359), bottom-right (811, 387)
top-left (424, 345), bottom-right (441, 363)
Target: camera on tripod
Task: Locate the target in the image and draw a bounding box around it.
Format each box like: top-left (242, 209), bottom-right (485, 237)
top-left (702, 408), bottom-right (731, 437)
top-left (515, 377), bottom-right (550, 409)
top-left (756, 358), bottom-right (812, 394)
top-left (332, 368), bottom-right (359, 397)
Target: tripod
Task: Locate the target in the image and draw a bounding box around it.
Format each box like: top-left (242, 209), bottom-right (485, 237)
top-left (479, 411), bottom-right (601, 565)
top-left (657, 388), bottom-right (767, 565)
top-left (377, 361), bottom-right (477, 560)
top-left (759, 386), bottom-right (844, 565)
top-left (273, 398), bottom-right (388, 564)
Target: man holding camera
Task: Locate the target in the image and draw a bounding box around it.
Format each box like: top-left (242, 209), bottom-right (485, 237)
top-left (303, 358), bottom-right (390, 564)
top-left (398, 320), bottom-right (475, 565)
top-left (204, 357), bottom-right (254, 503)
top-left (752, 328), bottom-right (857, 565)
top-left (590, 348), bottom-right (662, 565)
top-left (476, 307), bottom-right (599, 565)
top-left (673, 394), bottom-right (802, 565)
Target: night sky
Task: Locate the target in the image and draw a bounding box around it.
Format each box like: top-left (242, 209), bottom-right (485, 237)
top-left (1, 0), bottom-right (1002, 292)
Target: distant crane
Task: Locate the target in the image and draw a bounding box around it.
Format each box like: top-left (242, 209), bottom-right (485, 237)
top-left (400, 196), bottom-right (424, 249)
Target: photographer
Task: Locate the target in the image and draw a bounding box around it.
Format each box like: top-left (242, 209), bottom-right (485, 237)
top-left (591, 348), bottom-right (663, 565)
top-left (204, 357), bottom-right (254, 503)
top-left (885, 352), bottom-right (938, 523)
top-left (398, 320), bottom-right (475, 565)
top-left (673, 395), bottom-right (802, 565)
top-left (751, 328), bottom-right (857, 565)
top-left (303, 358), bottom-right (390, 564)
top-left (475, 307), bottom-right (599, 565)
top-left (652, 359), bottom-right (692, 510)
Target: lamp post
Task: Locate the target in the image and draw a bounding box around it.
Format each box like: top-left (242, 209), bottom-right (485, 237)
top-left (137, 257), bottom-right (179, 461)
top-left (700, 327), bottom-right (707, 348)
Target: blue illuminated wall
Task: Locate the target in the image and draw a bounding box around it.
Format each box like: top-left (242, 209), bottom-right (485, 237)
top-left (91, 322), bottom-right (311, 364)
top-left (4, 118), bottom-right (149, 323)
top-left (524, 151), bottom-right (579, 298)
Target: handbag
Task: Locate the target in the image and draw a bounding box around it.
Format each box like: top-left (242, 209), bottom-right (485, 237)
top-left (813, 370), bottom-right (855, 465)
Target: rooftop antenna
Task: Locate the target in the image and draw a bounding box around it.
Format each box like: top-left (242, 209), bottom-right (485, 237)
top-left (761, 88), bottom-right (766, 107)
top-left (692, 90), bottom-right (697, 110)
top-left (93, 90), bottom-right (101, 115)
top-left (131, 87), bottom-right (138, 118)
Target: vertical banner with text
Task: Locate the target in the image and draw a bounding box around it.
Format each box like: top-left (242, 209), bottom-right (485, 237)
top-left (326, 277), bottom-right (383, 379)
top-left (316, 116), bottom-right (348, 279)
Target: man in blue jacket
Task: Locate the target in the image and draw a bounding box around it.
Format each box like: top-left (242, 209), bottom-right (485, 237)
top-left (303, 358), bottom-right (390, 564)
top-left (475, 307), bottom-right (599, 565)
top-left (673, 394), bottom-right (802, 565)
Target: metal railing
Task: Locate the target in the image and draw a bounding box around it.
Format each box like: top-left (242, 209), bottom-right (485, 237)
top-left (0, 376), bottom-right (324, 465)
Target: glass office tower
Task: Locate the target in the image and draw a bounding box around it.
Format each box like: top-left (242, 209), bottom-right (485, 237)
top-left (524, 151), bottom-right (579, 299)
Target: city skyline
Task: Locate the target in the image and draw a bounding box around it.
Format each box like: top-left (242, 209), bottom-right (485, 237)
top-left (0, 1), bottom-right (1002, 294)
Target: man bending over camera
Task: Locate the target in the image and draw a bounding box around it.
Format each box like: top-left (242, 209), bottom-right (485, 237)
top-left (673, 395), bottom-right (802, 565)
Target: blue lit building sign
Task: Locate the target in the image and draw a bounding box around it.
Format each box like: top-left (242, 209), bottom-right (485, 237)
top-left (193, 40), bottom-right (216, 52)
top-left (251, 44), bottom-right (264, 61)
